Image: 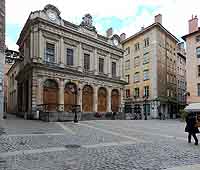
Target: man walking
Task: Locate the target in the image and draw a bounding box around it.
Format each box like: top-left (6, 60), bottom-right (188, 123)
top-left (185, 113), bottom-right (199, 145)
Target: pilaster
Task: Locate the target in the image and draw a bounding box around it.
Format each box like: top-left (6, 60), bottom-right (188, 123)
top-left (60, 37), bottom-right (65, 68)
top-left (108, 53), bottom-right (111, 77)
top-left (77, 84), bottom-right (83, 112)
top-left (58, 79), bottom-right (64, 111)
top-left (93, 85), bottom-right (98, 112)
top-left (38, 30), bottom-right (43, 63)
top-left (94, 49), bottom-right (98, 75)
top-left (107, 87), bottom-right (112, 112)
top-left (78, 43), bottom-right (83, 72)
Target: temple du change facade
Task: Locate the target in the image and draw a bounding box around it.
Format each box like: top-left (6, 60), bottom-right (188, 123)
top-left (15, 4), bottom-right (126, 120)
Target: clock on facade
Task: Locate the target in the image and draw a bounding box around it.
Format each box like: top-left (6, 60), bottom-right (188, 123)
top-left (48, 11), bottom-right (57, 21)
top-left (113, 38), bottom-right (119, 46)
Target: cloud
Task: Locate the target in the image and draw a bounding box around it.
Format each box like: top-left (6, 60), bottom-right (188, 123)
top-left (5, 0), bottom-right (200, 50)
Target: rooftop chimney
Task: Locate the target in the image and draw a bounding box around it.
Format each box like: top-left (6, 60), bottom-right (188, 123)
top-left (106, 27), bottom-right (113, 38)
top-left (155, 14), bottom-right (162, 25)
top-left (120, 33), bottom-right (126, 42)
top-left (189, 15), bottom-right (198, 33)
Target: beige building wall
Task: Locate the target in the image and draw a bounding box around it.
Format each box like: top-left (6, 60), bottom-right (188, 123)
top-left (182, 16), bottom-right (200, 104)
top-left (185, 34), bottom-right (200, 103)
top-left (7, 62), bottom-right (19, 113)
top-left (4, 63), bottom-right (12, 112)
top-left (123, 15), bottom-right (179, 119)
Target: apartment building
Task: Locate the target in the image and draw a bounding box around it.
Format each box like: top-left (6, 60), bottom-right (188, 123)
top-left (176, 42), bottom-right (186, 110)
top-left (182, 15), bottom-right (200, 104)
top-left (122, 14), bottom-right (179, 119)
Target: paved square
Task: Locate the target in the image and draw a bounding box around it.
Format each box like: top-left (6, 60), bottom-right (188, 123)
top-left (1, 115), bottom-right (200, 170)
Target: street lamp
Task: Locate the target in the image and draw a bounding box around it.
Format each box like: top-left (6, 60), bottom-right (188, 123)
top-left (69, 84), bottom-right (80, 123)
top-left (143, 95), bottom-right (148, 120)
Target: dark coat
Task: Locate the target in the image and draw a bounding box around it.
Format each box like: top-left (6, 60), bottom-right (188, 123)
top-left (185, 115), bottom-right (200, 134)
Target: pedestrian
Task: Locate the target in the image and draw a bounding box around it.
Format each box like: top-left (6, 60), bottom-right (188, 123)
top-left (185, 113), bottom-right (199, 145)
top-left (112, 112), bottom-right (116, 120)
top-left (159, 112), bottom-right (162, 120)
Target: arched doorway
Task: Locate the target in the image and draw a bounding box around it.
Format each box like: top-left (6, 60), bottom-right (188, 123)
top-left (64, 82), bottom-right (77, 112)
top-left (111, 89), bottom-right (120, 112)
top-left (98, 87), bottom-right (107, 112)
top-left (82, 85), bottom-right (93, 112)
top-left (43, 79), bottom-right (58, 111)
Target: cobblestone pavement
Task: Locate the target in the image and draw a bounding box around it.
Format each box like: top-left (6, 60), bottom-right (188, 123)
top-left (1, 115), bottom-right (200, 170)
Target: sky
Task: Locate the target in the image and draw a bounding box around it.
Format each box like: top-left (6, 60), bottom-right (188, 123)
top-left (6, 0), bottom-right (200, 50)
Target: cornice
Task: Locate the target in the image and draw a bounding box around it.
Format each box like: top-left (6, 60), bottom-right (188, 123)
top-left (27, 62), bottom-right (127, 85)
top-left (36, 18), bottom-right (123, 56)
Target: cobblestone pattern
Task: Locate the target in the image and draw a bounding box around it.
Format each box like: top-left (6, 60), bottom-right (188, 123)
top-left (1, 117), bottom-right (200, 170)
top-left (1, 141), bottom-right (200, 170)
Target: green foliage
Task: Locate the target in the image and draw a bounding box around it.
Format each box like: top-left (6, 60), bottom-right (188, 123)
top-left (179, 109), bottom-right (188, 121)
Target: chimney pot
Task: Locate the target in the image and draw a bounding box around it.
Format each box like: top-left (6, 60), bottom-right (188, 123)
top-left (189, 15), bottom-right (198, 33)
top-left (120, 33), bottom-right (126, 42)
top-left (106, 27), bottom-right (113, 38)
top-left (155, 14), bottom-right (162, 25)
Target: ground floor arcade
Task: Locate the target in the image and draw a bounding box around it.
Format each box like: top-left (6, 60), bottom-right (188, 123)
top-left (16, 67), bottom-right (125, 118)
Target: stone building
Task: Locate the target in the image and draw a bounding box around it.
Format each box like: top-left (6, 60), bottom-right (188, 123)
top-left (5, 49), bottom-right (20, 113)
top-left (122, 14), bottom-right (179, 119)
top-left (182, 15), bottom-right (200, 104)
top-left (0, 0), bottom-right (5, 118)
top-left (176, 42), bottom-right (186, 110)
top-left (15, 4), bottom-right (126, 120)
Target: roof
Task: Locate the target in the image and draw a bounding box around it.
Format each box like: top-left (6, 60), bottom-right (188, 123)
top-left (185, 103), bottom-right (200, 112)
top-left (182, 27), bottom-right (200, 41)
top-left (122, 22), bottom-right (179, 44)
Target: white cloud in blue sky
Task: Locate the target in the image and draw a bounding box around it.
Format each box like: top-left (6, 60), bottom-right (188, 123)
top-left (6, 0), bottom-right (200, 50)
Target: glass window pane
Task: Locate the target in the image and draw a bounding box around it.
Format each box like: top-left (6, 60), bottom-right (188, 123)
top-left (46, 43), bottom-right (55, 63)
top-left (66, 48), bottom-right (74, 65)
top-left (112, 62), bottom-right (116, 77)
top-left (196, 47), bottom-right (200, 58)
top-left (84, 53), bottom-right (90, 70)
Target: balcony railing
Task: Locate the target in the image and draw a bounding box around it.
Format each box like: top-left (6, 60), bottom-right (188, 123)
top-left (42, 60), bottom-right (60, 67)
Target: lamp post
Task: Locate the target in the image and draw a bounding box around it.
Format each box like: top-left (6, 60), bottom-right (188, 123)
top-left (143, 95), bottom-right (148, 120)
top-left (69, 84), bottom-right (80, 123)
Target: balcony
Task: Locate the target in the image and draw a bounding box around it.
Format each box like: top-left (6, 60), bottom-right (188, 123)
top-left (98, 72), bottom-right (108, 77)
top-left (83, 69), bottom-right (95, 75)
top-left (112, 75), bottom-right (120, 80)
top-left (42, 60), bottom-right (60, 68)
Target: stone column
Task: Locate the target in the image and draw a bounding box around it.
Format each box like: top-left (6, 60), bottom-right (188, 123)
top-left (107, 87), bottom-right (112, 112)
top-left (58, 79), bottom-right (64, 111)
top-left (77, 83), bottom-right (82, 112)
top-left (38, 30), bottom-right (43, 63)
top-left (93, 85), bottom-right (98, 112)
top-left (78, 43), bottom-right (83, 72)
top-left (120, 88), bottom-right (124, 112)
top-left (37, 78), bottom-right (43, 105)
top-left (30, 31), bottom-right (33, 59)
top-left (60, 37), bottom-right (65, 68)
top-left (120, 58), bottom-right (124, 81)
top-left (107, 54), bottom-right (111, 77)
top-left (94, 49), bottom-right (98, 75)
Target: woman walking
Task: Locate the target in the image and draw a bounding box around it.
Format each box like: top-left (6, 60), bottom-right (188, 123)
top-left (185, 113), bottom-right (199, 145)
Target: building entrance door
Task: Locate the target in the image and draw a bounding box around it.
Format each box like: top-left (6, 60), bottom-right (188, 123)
top-left (111, 89), bottom-right (120, 112)
top-left (43, 80), bottom-right (58, 111)
top-left (98, 87), bottom-right (107, 112)
top-left (82, 85), bottom-right (93, 112)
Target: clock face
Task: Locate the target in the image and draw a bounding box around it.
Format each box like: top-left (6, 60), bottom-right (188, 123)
top-left (48, 11), bottom-right (57, 21)
top-left (113, 38), bottom-right (119, 46)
